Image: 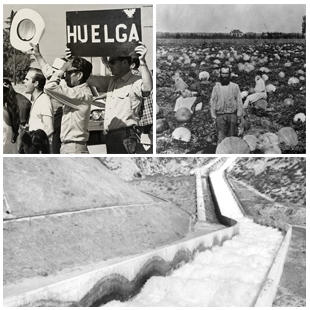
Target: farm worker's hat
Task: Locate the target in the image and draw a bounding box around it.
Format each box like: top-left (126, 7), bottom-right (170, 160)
top-left (10, 8), bottom-right (45, 52)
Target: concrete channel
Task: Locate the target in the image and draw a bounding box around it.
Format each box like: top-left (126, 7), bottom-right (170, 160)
top-left (3, 157), bottom-right (291, 307)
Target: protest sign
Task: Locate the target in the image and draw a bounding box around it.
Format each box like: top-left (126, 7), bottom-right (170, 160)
top-left (66, 8), bottom-right (141, 57)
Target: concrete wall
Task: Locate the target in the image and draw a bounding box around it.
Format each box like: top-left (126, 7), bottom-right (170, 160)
top-left (4, 223), bottom-right (239, 306)
top-left (216, 158), bottom-right (292, 307)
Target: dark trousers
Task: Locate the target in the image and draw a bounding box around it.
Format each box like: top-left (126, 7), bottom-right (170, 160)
top-left (106, 127), bottom-right (138, 154)
top-left (216, 113), bottom-right (238, 143)
top-left (52, 107), bottom-right (63, 154)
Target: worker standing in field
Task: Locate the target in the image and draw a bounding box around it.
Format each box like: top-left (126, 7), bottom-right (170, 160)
top-left (210, 66), bottom-right (243, 143)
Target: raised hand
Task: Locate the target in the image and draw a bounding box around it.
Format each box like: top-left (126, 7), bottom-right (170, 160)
top-left (65, 47), bottom-right (72, 60)
top-left (29, 43), bottom-right (41, 57)
top-left (134, 42), bottom-right (147, 62)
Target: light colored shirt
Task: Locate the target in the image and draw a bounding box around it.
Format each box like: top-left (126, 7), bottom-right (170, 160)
top-left (210, 82), bottom-right (243, 119)
top-left (28, 92), bottom-right (54, 132)
top-left (254, 78), bottom-right (266, 93)
top-left (42, 65), bottom-right (93, 143)
top-left (99, 71), bottom-right (143, 131)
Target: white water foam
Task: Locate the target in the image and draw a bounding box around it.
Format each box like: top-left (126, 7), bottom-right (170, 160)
top-left (103, 218), bottom-right (283, 307)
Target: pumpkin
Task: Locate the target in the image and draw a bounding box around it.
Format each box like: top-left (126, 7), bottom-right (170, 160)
top-left (260, 67), bottom-right (270, 73)
top-left (257, 133), bottom-right (279, 152)
top-left (266, 84), bottom-right (276, 93)
top-left (283, 98), bottom-right (294, 106)
top-left (255, 99), bottom-right (268, 110)
top-left (199, 71), bottom-right (210, 81)
top-left (243, 135), bottom-right (258, 151)
top-left (156, 119), bottom-right (169, 133)
top-left (243, 54), bottom-right (250, 61)
top-left (175, 107), bottom-right (193, 123)
top-left (172, 127), bottom-right (191, 142)
top-left (216, 137), bottom-right (250, 154)
top-left (278, 71), bottom-right (285, 78)
top-left (238, 63), bottom-right (245, 71)
top-left (288, 77), bottom-right (299, 85)
top-left (293, 113), bottom-right (306, 123)
top-left (277, 127), bottom-right (298, 147)
top-left (264, 146), bottom-right (282, 154)
top-left (244, 63), bottom-right (255, 73)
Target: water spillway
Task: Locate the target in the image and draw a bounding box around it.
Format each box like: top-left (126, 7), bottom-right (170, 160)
top-left (3, 157), bottom-right (291, 307)
top-left (104, 218), bottom-right (283, 307)
top-left (103, 158), bottom-right (287, 307)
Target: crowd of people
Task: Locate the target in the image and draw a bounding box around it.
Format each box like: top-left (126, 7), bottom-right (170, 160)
top-left (4, 43), bottom-right (268, 154)
top-left (3, 42), bottom-right (153, 154)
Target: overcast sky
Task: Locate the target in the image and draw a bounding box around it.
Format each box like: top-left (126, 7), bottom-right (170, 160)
top-left (157, 4), bottom-right (306, 33)
top-left (3, 4), bottom-right (153, 67)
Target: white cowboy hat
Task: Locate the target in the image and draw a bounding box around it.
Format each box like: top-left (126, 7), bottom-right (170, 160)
top-left (10, 8), bottom-right (45, 52)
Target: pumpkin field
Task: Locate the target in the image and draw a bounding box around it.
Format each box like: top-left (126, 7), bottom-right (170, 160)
top-left (156, 40), bottom-right (306, 154)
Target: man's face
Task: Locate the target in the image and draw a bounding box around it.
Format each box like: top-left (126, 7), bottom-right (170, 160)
top-left (107, 58), bottom-right (126, 77)
top-left (64, 66), bottom-right (81, 88)
top-left (220, 68), bottom-right (231, 85)
top-left (23, 71), bottom-right (36, 94)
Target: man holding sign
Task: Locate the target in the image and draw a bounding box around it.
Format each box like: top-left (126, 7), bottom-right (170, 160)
top-left (98, 43), bottom-right (152, 154)
top-left (30, 44), bottom-right (93, 154)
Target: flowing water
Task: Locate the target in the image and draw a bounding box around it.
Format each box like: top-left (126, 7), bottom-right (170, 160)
top-left (103, 217), bottom-right (283, 307)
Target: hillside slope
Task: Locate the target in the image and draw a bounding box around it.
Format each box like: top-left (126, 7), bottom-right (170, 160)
top-left (3, 158), bottom-right (155, 217)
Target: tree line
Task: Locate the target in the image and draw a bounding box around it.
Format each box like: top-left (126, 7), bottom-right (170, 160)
top-left (157, 32), bottom-right (305, 40)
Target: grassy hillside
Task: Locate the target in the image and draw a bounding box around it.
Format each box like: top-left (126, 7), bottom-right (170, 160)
top-left (3, 158), bottom-right (154, 217)
top-left (229, 158), bottom-right (305, 206)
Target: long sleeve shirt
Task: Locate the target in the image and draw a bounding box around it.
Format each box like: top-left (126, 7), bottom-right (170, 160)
top-left (254, 78), bottom-right (266, 93)
top-left (41, 61), bottom-right (93, 143)
top-left (210, 82), bottom-right (243, 119)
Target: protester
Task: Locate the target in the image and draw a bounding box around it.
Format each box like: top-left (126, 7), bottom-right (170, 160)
top-left (23, 68), bottom-right (54, 139)
top-left (3, 79), bottom-right (20, 154)
top-left (136, 90), bottom-right (153, 153)
top-left (30, 43), bottom-right (93, 154)
top-left (98, 42), bottom-right (153, 154)
top-left (20, 128), bottom-right (50, 154)
top-left (210, 66), bottom-right (243, 143)
top-left (243, 71), bottom-right (267, 108)
top-left (132, 62), bottom-right (153, 152)
top-left (3, 76), bottom-right (31, 126)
